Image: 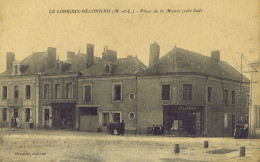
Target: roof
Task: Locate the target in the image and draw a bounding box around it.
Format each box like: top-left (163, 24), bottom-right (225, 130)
top-left (81, 56), bottom-right (147, 77)
top-left (141, 47), bottom-right (249, 83)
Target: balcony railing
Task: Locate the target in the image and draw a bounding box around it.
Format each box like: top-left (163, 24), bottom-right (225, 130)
top-left (6, 98), bottom-right (22, 106)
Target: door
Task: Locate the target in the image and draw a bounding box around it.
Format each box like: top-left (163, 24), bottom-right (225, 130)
top-left (14, 108), bottom-right (18, 127)
top-left (80, 116), bottom-right (97, 131)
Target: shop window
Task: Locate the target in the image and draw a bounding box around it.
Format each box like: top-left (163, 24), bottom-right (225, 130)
top-left (66, 83), bottom-right (73, 99)
top-left (208, 87), bottom-right (212, 102)
top-left (80, 107), bottom-right (97, 116)
top-left (113, 113), bottom-right (120, 122)
top-left (2, 108), bottom-right (7, 122)
top-left (102, 112), bottom-right (109, 126)
top-left (14, 86), bottom-right (19, 98)
top-left (183, 84), bottom-right (192, 100)
top-left (25, 108), bottom-right (30, 122)
top-left (25, 85), bottom-right (30, 99)
top-left (232, 91), bottom-right (235, 104)
top-left (43, 84), bottom-right (50, 99)
top-left (84, 85), bottom-right (92, 102)
top-left (2, 86), bottom-right (7, 99)
top-left (224, 89), bottom-right (228, 105)
top-left (162, 84), bottom-right (170, 100)
top-left (54, 84), bottom-right (61, 99)
top-left (113, 83), bottom-right (122, 101)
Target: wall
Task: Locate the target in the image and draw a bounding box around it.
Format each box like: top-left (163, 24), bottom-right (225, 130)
top-left (137, 74), bottom-right (249, 136)
top-left (0, 75), bottom-right (36, 128)
top-left (78, 76), bottom-right (137, 132)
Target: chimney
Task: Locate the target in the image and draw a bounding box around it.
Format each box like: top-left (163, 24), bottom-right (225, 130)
top-left (47, 47), bottom-right (57, 68)
top-left (211, 50), bottom-right (220, 61)
top-left (67, 51), bottom-right (75, 60)
top-left (149, 42), bottom-right (160, 67)
top-left (6, 52), bottom-right (15, 71)
top-left (102, 46), bottom-right (117, 62)
top-left (86, 44), bottom-right (94, 68)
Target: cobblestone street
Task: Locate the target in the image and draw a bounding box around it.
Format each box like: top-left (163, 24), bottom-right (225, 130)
top-left (0, 128), bottom-right (260, 162)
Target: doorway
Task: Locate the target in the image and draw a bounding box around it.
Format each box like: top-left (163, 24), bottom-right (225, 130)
top-left (13, 108), bottom-right (18, 127)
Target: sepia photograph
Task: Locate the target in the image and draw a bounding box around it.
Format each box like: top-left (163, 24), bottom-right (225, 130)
top-left (0, 0), bottom-right (259, 161)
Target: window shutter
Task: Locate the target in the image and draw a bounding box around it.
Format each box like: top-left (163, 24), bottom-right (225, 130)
top-left (99, 112), bottom-right (102, 126)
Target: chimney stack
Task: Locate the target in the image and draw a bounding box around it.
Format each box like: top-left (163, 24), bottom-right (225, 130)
top-left (86, 44), bottom-right (94, 68)
top-left (149, 42), bottom-right (160, 67)
top-left (47, 47), bottom-right (57, 68)
top-left (102, 46), bottom-right (117, 62)
top-left (211, 50), bottom-right (220, 61)
top-left (67, 51), bottom-right (75, 60)
top-left (6, 52), bottom-right (15, 71)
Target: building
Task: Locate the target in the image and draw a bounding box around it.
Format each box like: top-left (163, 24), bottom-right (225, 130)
top-left (137, 44), bottom-right (250, 137)
top-left (249, 54), bottom-right (260, 138)
top-left (77, 46), bottom-right (146, 132)
top-left (0, 43), bottom-right (250, 137)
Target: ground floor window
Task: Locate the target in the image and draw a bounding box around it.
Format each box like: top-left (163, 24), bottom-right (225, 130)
top-left (2, 108), bottom-right (7, 122)
top-left (113, 113), bottom-right (120, 123)
top-left (102, 112), bottom-right (109, 126)
top-left (45, 109), bottom-right (49, 121)
top-left (25, 108), bottom-right (30, 122)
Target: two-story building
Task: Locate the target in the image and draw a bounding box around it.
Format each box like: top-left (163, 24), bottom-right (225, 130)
top-left (77, 45), bottom-right (146, 132)
top-left (137, 44), bottom-right (250, 137)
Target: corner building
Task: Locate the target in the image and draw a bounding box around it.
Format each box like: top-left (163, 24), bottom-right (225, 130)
top-left (137, 44), bottom-right (250, 137)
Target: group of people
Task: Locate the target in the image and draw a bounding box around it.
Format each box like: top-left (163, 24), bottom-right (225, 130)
top-left (152, 125), bottom-right (164, 135)
top-left (234, 120), bottom-right (248, 139)
top-left (107, 120), bottom-right (125, 135)
top-left (11, 116), bottom-right (34, 129)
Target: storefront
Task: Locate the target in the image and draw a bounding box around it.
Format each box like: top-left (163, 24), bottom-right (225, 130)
top-left (163, 105), bottom-right (204, 136)
top-left (51, 103), bottom-right (76, 129)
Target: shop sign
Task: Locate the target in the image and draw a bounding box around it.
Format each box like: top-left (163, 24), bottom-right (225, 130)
top-left (179, 106), bottom-right (197, 111)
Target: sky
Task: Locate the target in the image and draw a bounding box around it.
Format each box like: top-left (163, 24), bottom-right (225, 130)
top-left (0, 0), bottom-right (259, 74)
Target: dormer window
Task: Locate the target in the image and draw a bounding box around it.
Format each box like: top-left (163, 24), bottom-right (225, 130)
top-left (14, 65), bottom-right (18, 74)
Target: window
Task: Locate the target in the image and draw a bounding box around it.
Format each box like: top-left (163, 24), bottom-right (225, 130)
top-left (43, 84), bottom-right (50, 99)
top-left (183, 84), bottom-right (192, 100)
top-left (162, 84), bottom-right (170, 100)
top-left (128, 112), bottom-right (135, 120)
top-left (25, 85), bottom-right (30, 99)
top-left (2, 108), bottom-right (7, 122)
top-left (25, 108), bottom-right (30, 122)
top-left (66, 83), bottom-right (73, 99)
top-left (208, 87), bottom-right (212, 102)
top-left (102, 112), bottom-right (109, 126)
top-left (54, 84), bottom-right (61, 99)
top-left (84, 85), bottom-right (92, 102)
top-left (14, 86), bottom-right (19, 98)
top-left (113, 113), bottom-right (120, 122)
top-left (113, 83), bottom-right (122, 101)
top-left (2, 86), bottom-right (7, 99)
top-left (14, 65), bottom-right (18, 74)
top-left (232, 91), bottom-right (235, 104)
top-left (224, 89), bottom-right (228, 105)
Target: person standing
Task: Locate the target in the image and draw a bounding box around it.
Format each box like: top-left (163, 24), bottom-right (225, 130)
top-left (243, 120), bottom-right (249, 139)
top-left (120, 120), bottom-right (125, 135)
top-left (11, 116), bottom-right (15, 128)
top-left (29, 117), bottom-right (34, 129)
top-left (16, 116), bottom-right (20, 128)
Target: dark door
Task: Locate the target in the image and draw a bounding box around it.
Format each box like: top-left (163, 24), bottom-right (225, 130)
top-left (14, 108), bottom-right (18, 127)
top-left (231, 114), bottom-right (235, 135)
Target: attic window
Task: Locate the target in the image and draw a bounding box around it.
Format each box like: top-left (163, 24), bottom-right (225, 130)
top-left (105, 65), bottom-right (110, 73)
